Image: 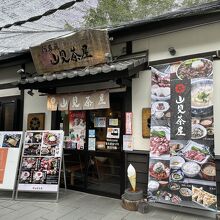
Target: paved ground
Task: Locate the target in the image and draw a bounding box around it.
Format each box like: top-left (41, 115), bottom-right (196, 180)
top-left (0, 190), bottom-right (215, 220)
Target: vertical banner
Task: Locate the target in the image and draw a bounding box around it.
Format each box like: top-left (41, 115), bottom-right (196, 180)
top-left (148, 58), bottom-right (217, 211)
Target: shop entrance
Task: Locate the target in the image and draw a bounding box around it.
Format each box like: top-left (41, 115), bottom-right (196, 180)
top-left (53, 91), bottom-right (128, 198)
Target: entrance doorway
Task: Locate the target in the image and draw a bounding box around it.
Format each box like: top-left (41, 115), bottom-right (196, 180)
top-left (53, 91), bottom-right (130, 198)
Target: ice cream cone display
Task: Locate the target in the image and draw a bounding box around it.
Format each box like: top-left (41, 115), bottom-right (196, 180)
top-left (129, 175), bottom-right (136, 192)
top-left (127, 164), bottom-right (136, 191)
top-left (122, 164), bottom-right (143, 211)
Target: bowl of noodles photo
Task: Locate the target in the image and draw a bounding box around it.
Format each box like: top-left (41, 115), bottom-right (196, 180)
top-left (191, 79), bottom-right (213, 113)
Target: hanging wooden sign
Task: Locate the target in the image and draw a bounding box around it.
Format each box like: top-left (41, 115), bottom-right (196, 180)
top-left (30, 29), bottom-right (111, 74)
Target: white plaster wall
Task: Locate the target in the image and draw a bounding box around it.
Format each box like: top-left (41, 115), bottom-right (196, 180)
top-left (213, 61), bottom-right (220, 155)
top-left (23, 90), bottom-right (51, 131)
top-left (132, 22), bottom-right (220, 153)
top-left (132, 71), bottom-right (151, 150)
top-left (133, 22), bottom-right (220, 62)
top-left (0, 88), bottom-right (20, 97)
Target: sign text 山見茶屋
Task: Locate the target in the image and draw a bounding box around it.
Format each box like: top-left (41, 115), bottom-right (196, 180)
top-left (47, 90), bottom-right (110, 111)
top-left (30, 29), bottom-right (111, 74)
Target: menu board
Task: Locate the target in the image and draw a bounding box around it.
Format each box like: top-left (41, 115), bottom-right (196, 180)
top-left (148, 58), bottom-right (217, 211)
top-left (0, 132), bottom-right (23, 190)
top-left (17, 130), bottom-right (64, 192)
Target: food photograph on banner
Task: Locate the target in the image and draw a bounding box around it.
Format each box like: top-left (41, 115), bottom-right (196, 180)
top-left (17, 130), bottom-right (64, 192)
top-left (148, 57), bottom-right (217, 211)
top-left (0, 132), bottom-right (23, 191)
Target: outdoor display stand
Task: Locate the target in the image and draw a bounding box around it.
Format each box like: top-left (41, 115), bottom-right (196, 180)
top-left (148, 57), bottom-right (217, 218)
top-left (0, 131), bottom-right (23, 199)
top-left (16, 130), bottom-right (64, 202)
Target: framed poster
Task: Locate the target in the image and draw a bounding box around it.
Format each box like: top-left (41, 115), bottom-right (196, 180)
top-left (17, 130), bottom-right (64, 193)
top-left (94, 117), bottom-right (106, 128)
top-left (0, 131), bottom-right (23, 191)
top-left (107, 127), bottom-right (120, 139)
top-left (27, 113), bottom-right (45, 130)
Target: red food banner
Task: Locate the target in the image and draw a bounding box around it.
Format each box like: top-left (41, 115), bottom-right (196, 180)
top-left (148, 58), bottom-right (217, 212)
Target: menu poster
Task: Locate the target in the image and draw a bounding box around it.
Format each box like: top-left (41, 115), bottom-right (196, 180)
top-left (69, 111), bottom-right (86, 150)
top-left (109, 118), bottom-right (118, 126)
top-left (18, 130), bottom-right (64, 192)
top-left (148, 58), bottom-right (217, 211)
top-left (89, 129), bottom-right (95, 138)
top-left (0, 132), bottom-right (22, 190)
top-left (123, 135), bottom-right (133, 151)
top-left (106, 128), bottom-right (120, 139)
top-left (94, 117), bottom-right (106, 128)
top-left (88, 138), bottom-right (96, 151)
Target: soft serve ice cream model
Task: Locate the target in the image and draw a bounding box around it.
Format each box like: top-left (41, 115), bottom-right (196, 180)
top-left (127, 164), bottom-right (136, 191)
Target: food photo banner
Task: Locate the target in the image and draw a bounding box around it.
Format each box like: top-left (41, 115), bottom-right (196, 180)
top-left (17, 130), bottom-right (64, 193)
top-left (47, 90), bottom-right (109, 111)
top-left (148, 57), bottom-right (217, 212)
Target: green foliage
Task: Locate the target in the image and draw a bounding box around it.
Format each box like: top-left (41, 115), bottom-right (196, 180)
top-left (134, 0), bottom-right (178, 18)
top-left (84, 0), bottom-right (134, 27)
top-left (84, 0), bottom-right (216, 28)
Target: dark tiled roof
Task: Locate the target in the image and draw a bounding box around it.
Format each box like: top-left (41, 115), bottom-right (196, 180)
top-left (109, 1), bottom-right (220, 33)
top-left (18, 57), bottom-right (147, 85)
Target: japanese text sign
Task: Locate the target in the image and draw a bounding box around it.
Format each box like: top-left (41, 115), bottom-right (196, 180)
top-left (30, 29), bottom-right (111, 74)
top-left (47, 90), bottom-right (109, 111)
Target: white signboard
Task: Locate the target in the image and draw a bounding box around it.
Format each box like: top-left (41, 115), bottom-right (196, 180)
top-left (0, 132), bottom-right (23, 190)
top-left (17, 130), bottom-right (64, 192)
